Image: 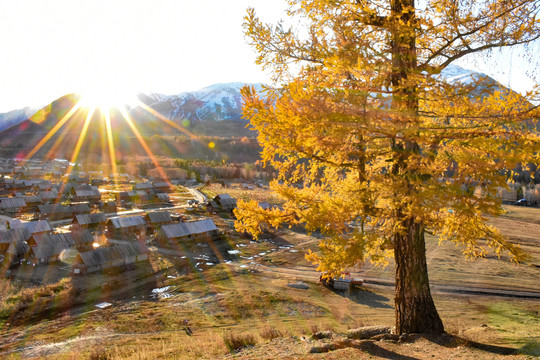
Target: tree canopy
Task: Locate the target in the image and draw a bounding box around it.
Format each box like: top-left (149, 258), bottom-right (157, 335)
top-left (235, 0), bottom-right (540, 334)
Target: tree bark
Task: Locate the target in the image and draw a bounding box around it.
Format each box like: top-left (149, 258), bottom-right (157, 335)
top-left (390, 0), bottom-right (444, 335)
top-left (394, 219), bottom-right (444, 334)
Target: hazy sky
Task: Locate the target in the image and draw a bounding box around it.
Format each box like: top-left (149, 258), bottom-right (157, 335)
top-left (0, 0), bottom-right (537, 112)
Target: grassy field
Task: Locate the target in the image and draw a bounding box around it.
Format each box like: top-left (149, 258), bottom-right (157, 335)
top-left (0, 201), bottom-right (538, 359)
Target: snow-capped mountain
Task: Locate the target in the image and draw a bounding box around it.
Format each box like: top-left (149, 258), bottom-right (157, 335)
top-left (140, 82), bottom-right (264, 122)
top-left (0, 65), bottom-right (518, 135)
top-left (0, 107), bottom-right (39, 132)
top-left (439, 64), bottom-right (486, 84)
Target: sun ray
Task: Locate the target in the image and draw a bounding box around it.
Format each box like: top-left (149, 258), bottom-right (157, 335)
top-left (104, 108), bottom-right (120, 188)
top-left (136, 100), bottom-right (199, 141)
top-left (69, 106), bottom-right (96, 166)
top-left (44, 106), bottom-right (86, 161)
top-left (25, 100), bottom-right (83, 160)
top-left (55, 106), bottom-right (96, 204)
top-left (117, 106), bottom-right (170, 183)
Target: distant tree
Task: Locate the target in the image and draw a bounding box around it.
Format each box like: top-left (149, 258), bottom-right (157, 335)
top-left (235, 0), bottom-right (540, 334)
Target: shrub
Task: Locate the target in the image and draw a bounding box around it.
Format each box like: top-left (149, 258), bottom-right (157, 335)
top-left (260, 327), bottom-right (283, 340)
top-left (89, 346), bottom-right (111, 360)
top-left (223, 332), bottom-right (257, 352)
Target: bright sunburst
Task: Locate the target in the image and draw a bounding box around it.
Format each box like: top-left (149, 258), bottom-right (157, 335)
top-left (79, 85), bottom-right (138, 111)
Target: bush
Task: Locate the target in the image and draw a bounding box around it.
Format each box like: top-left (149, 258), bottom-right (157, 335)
top-left (89, 346), bottom-right (111, 360)
top-left (260, 327), bottom-right (283, 340)
top-left (223, 332), bottom-right (257, 352)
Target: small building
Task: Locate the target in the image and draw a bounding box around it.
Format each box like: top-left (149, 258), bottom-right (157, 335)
top-left (24, 220), bottom-right (53, 236)
top-left (37, 203), bottom-right (90, 220)
top-left (70, 202), bottom-right (92, 215)
top-left (39, 190), bottom-right (60, 203)
top-left (73, 212), bottom-right (107, 230)
top-left (101, 200), bottom-right (117, 213)
top-left (27, 233), bottom-right (75, 248)
top-left (156, 219), bottom-right (219, 244)
top-left (38, 204), bottom-right (69, 220)
top-left (153, 182), bottom-right (172, 193)
top-left (206, 200), bottom-right (220, 212)
top-left (0, 197), bottom-right (27, 215)
top-left (115, 191), bottom-right (134, 204)
top-left (28, 235), bottom-right (73, 265)
top-left (24, 195), bottom-right (43, 210)
top-left (106, 215), bottom-right (147, 239)
top-left (0, 228), bottom-right (31, 254)
top-left (71, 242), bottom-right (148, 274)
top-left (212, 194), bottom-right (237, 211)
top-left (133, 182), bottom-right (154, 191)
top-left (74, 188), bottom-right (101, 203)
top-left (28, 230), bottom-right (94, 252)
top-left (145, 211), bottom-right (173, 230)
top-left (71, 229), bottom-right (95, 250)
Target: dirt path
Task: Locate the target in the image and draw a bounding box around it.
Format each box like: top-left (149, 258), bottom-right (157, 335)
top-left (239, 262), bottom-right (540, 300)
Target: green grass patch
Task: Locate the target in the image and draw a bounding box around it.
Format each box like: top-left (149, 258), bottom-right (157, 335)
top-left (487, 302), bottom-right (540, 356)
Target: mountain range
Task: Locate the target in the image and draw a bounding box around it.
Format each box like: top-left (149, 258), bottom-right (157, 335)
top-left (0, 65), bottom-right (523, 163)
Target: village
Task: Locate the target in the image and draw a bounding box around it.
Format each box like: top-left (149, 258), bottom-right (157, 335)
top-left (0, 157), bottom-right (270, 292)
top-left (1, 157), bottom-right (540, 359)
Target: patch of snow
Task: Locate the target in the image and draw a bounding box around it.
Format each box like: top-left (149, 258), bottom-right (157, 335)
top-left (95, 302), bottom-right (112, 309)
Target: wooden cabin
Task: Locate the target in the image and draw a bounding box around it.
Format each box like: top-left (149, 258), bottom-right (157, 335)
top-left (156, 219), bottom-right (219, 245)
top-left (71, 243), bottom-right (148, 274)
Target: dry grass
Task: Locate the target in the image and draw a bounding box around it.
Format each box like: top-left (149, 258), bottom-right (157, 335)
top-left (259, 327), bottom-right (284, 341)
top-left (1, 206), bottom-right (539, 359)
top-left (223, 332), bottom-right (258, 352)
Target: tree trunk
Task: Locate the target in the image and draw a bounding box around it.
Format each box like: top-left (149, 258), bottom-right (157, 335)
top-left (394, 219), bottom-right (444, 334)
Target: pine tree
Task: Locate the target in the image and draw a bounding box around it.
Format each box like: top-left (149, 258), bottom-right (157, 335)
top-left (235, 0), bottom-right (540, 334)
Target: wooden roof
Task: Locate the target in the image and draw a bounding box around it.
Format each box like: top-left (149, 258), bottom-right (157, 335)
top-left (25, 220), bottom-right (53, 234)
top-left (0, 228), bottom-right (31, 244)
top-left (160, 219), bottom-right (218, 239)
top-left (30, 234), bottom-right (74, 259)
top-left (108, 215), bottom-right (146, 229)
top-left (77, 243), bottom-right (147, 267)
top-left (0, 197), bottom-right (27, 209)
top-left (74, 189), bottom-right (101, 198)
top-left (75, 212), bottom-right (107, 225)
top-left (146, 211), bottom-right (172, 224)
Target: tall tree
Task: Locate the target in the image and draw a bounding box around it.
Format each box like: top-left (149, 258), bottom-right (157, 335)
top-left (235, 0), bottom-right (540, 334)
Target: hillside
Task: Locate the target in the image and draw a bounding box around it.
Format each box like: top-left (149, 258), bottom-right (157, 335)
top-left (0, 203), bottom-right (538, 359)
top-left (0, 107), bottom-right (39, 133)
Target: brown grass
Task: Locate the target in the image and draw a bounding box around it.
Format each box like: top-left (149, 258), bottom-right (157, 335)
top-left (223, 331), bottom-right (258, 352)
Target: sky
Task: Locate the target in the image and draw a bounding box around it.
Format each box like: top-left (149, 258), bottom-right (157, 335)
top-left (0, 0), bottom-right (288, 112)
top-left (0, 0), bottom-right (537, 112)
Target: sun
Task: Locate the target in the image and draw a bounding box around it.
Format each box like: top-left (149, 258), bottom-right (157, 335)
top-left (79, 84), bottom-right (138, 111)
